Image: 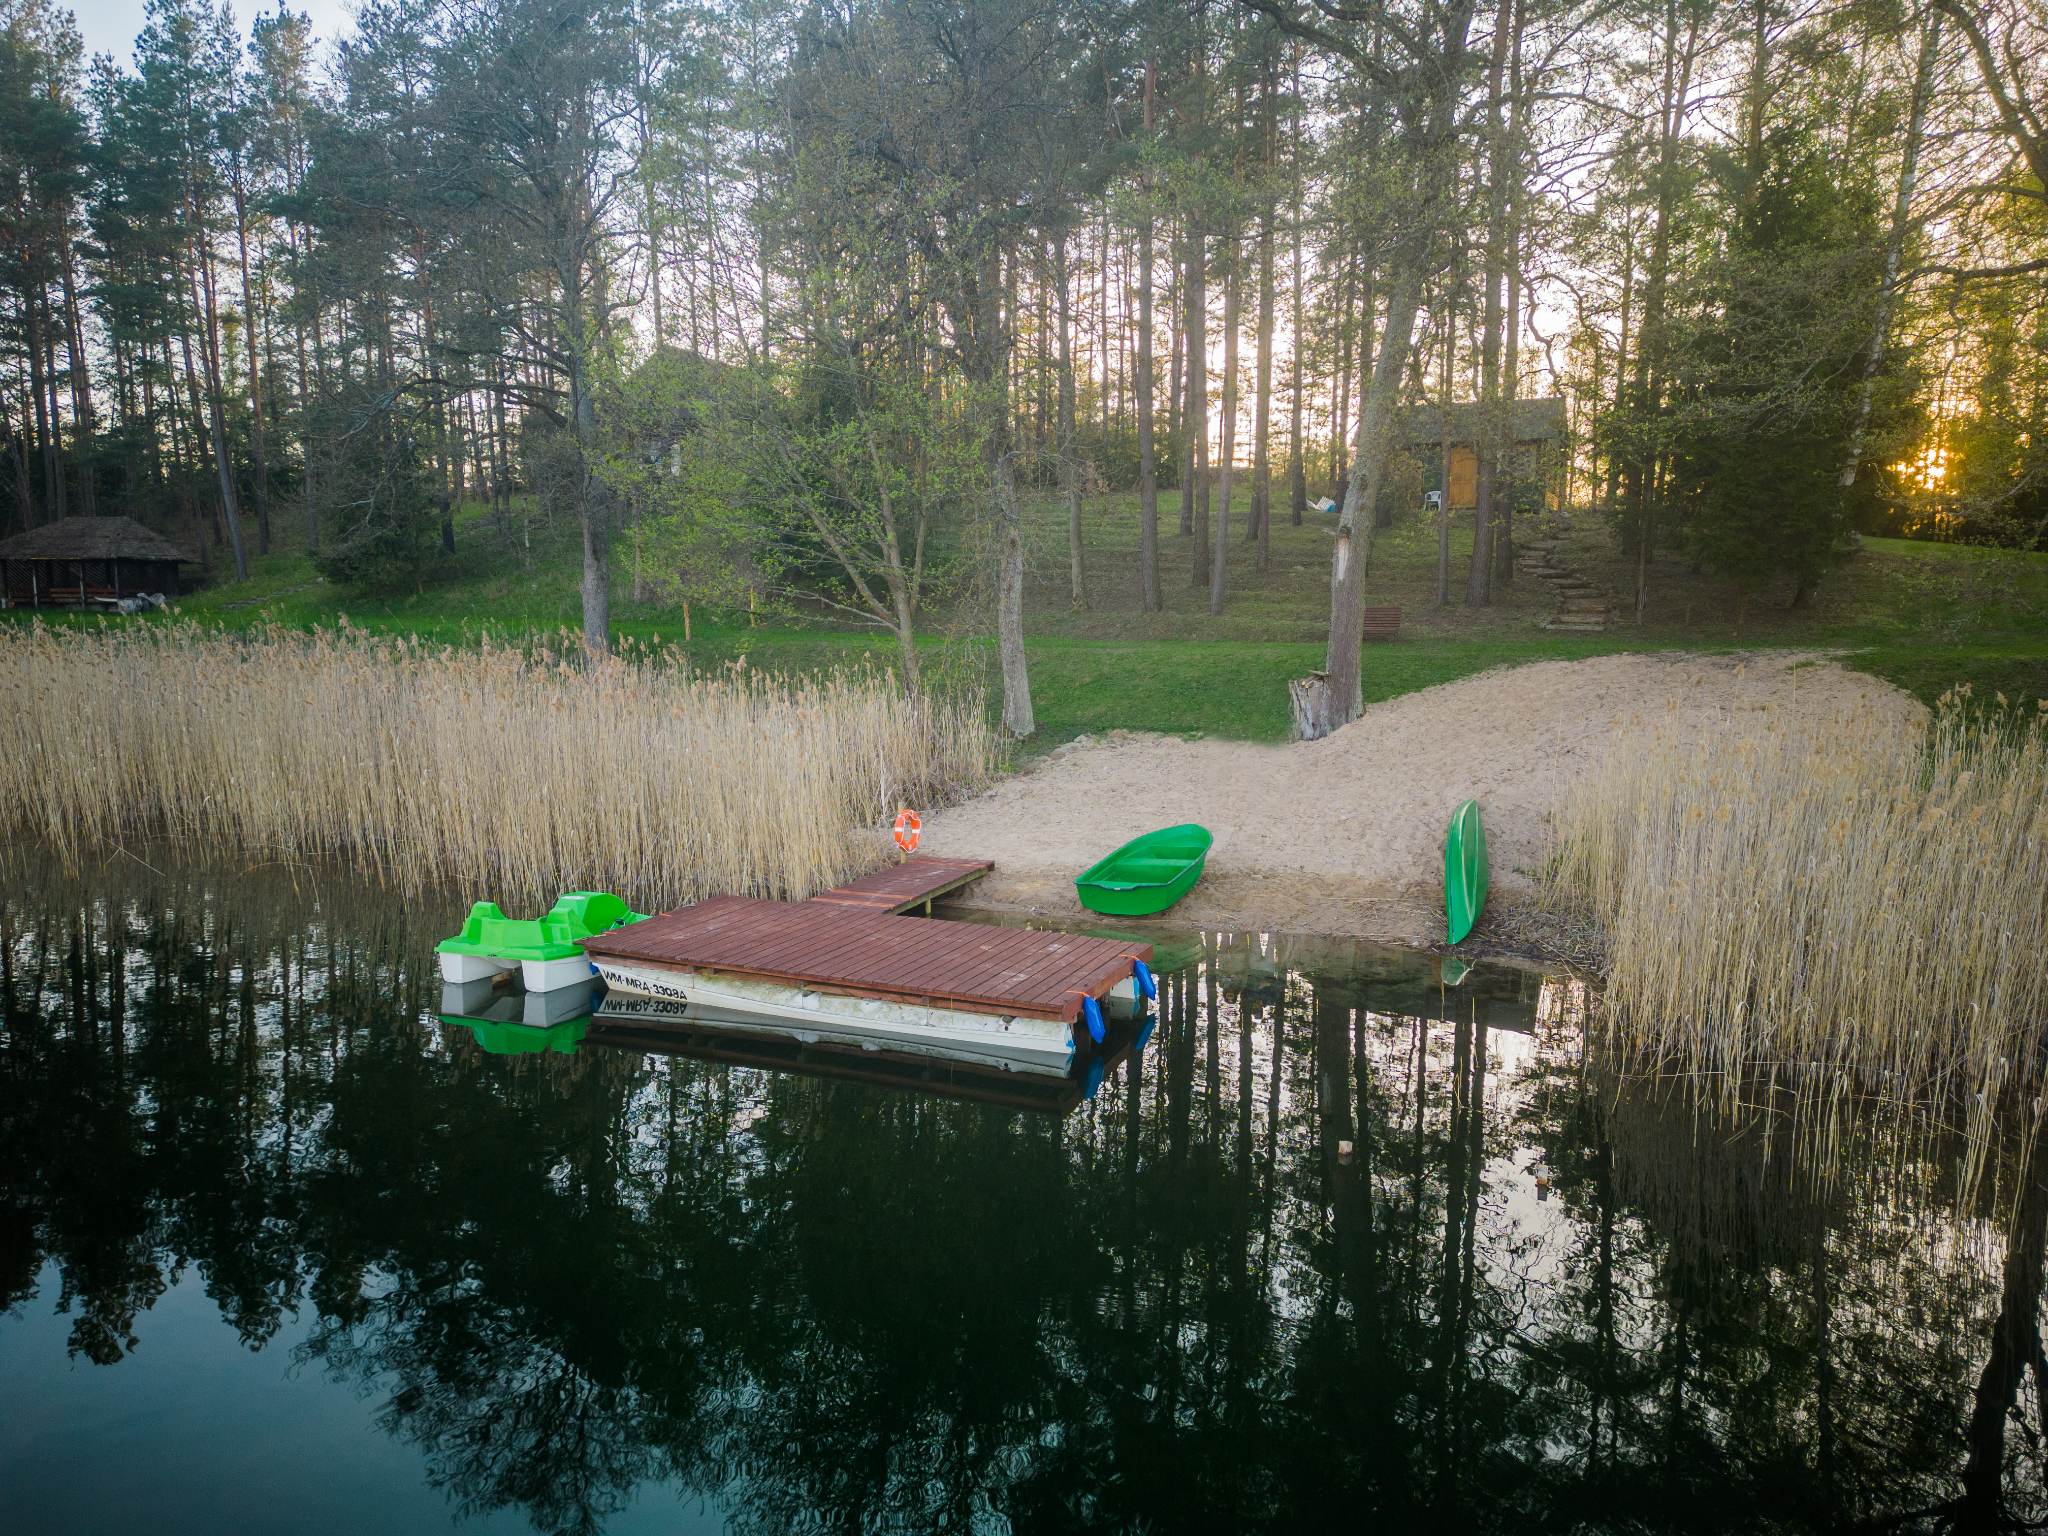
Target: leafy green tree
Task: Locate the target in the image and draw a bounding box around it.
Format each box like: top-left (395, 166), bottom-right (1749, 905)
top-left (423, 0), bottom-right (640, 654)
top-left (778, 0), bottom-right (1063, 734)
top-left (306, 385), bottom-right (445, 589)
top-left (595, 343), bottom-right (758, 630)
top-left (1668, 46), bottom-right (1882, 608)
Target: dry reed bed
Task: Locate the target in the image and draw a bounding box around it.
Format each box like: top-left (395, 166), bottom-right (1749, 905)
top-left (1548, 688), bottom-right (2048, 1139)
top-left (0, 624), bottom-right (998, 905)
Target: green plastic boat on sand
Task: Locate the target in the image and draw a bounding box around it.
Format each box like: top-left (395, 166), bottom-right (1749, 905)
top-left (1444, 799), bottom-right (1489, 945)
top-left (1075, 824), bottom-right (1212, 917)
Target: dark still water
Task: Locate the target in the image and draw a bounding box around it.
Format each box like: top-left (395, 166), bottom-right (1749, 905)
top-left (3, 853), bottom-right (2044, 1535)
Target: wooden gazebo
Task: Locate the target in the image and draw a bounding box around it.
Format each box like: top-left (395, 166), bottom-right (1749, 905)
top-left (1406, 397), bottom-right (1568, 511)
top-left (0, 516), bottom-right (196, 608)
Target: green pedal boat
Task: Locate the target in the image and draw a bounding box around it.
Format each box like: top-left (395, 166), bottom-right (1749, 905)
top-left (1444, 799), bottom-right (1489, 944)
top-left (1075, 823), bottom-right (1212, 917)
top-left (437, 890), bottom-right (648, 992)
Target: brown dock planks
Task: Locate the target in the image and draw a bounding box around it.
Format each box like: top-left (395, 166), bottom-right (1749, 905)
top-left (584, 897), bottom-right (1149, 1022)
top-left (808, 857), bottom-right (994, 915)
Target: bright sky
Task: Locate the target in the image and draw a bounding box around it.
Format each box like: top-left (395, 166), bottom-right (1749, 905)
top-left (69, 0), bottom-right (354, 65)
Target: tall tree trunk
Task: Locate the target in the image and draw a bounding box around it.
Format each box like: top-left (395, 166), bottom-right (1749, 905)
top-left (1288, 42), bottom-right (1307, 524)
top-left (232, 183), bottom-right (271, 554)
top-left (1839, 8), bottom-right (1938, 501)
top-left (1186, 224), bottom-right (1210, 583)
top-left (1211, 221), bottom-right (1239, 615)
top-left (40, 292), bottom-right (65, 519)
top-left (1302, 0), bottom-right (1477, 737)
top-left (1496, 208), bottom-right (1522, 587)
top-left (1329, 251), bottom-right (1353, 492)
top-left (286, 217), bottom-right (317, 552)
top-left (1099, 197), bottom-right (1113, 435)
top-left (1499, 228), bottom-right (1515, 589)
top-left (58, 242), bottom-right (95, 518)
top-left (639, 0), bottom-right (665, 347)
top-left (25, 289), bottom-right (60, 521)
top-left (1179, 220), bottom-right (1200, 539)
top-left (192, 231), bottom-right (249, 578)
top-left (1438, 261), bottom-right (1457, 607)
top-left (1251, 188), bottom-right (1277, 570)
top-left (1137, 59), bottom-right (1163, 612)
top-left (1056, 231), bottom-right (1084, 609)
top-left (181, 314), bottom-right (246, 580)
top-left (1603, 213), bottom-right (1635, 515)
top-left (1035, 239), bottom-right (1052, 454)
top-left (1167, 223), bottom-right (1185, 520)
top-left (1466, 0), bottom-right (1514, 608)
top-left (1495, 11), bottom-right (1526, 588)
top-left (559, 251), bottom-right (610, 655)
top-left (1311, 252), bottom-right (1426, 731)
top-left (1356, 265), bottom-right (1380, 526)
top-left (1624, 0), bottom-right (1701, 623)
top-left (5, 398), bottom-right (30, 532)
top-left (968, 238), bottom-right (1032, 737)
top-left (1249, 48), bottom-right (1278, 571)
top-left (994, 446), bottom-right (1032, 736)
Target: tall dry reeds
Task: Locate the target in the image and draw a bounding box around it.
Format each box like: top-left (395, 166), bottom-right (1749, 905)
top-left (1548, 688), bottom-right (2048, 1138)
top-left (0, 623), bottom-right (998, 905)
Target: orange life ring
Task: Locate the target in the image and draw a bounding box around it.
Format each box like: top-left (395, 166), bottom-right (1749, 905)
top-left (893, 808), bottom-right (922, 854)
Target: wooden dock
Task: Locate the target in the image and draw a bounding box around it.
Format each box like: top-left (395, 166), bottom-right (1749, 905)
top-left (583, 893), bottom-right (1149, 1023)
top-left (808, 856), bottom-right (993, 915)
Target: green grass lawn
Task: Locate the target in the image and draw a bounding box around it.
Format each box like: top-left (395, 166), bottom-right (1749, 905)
top-left (9, 490), bottom-right (2043, 746)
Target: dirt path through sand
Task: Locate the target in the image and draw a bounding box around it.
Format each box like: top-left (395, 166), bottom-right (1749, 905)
top-left (917, 652), bottom-right (1923, 949)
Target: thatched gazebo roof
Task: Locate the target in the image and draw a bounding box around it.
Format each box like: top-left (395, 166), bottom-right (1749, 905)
top-left (0, 516), bottom-right (196, 564)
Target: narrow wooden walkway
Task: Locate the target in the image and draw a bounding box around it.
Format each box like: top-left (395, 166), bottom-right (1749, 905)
top-left (583, 896), bottom-right (1149, 1022)
top-left (808, 856), bottom-right (993, 915)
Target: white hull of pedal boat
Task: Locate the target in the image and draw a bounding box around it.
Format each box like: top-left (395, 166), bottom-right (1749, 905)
top-left (439, 951), bottom-right (513, 985)
top-left (522, 954), bottom-right (598, 993)
top-left (438, 951), bottom-right (596, 992)
top-left (439, 978), bottom-right (601, 1027)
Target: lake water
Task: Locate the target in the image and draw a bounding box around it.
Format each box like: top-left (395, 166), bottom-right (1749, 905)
top-left (3, 852), bottom-right (2043, 1534)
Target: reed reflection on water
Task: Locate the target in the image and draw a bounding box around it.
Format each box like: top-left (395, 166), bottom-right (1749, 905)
top-left (1, 852), bottom-right (2044, 1534)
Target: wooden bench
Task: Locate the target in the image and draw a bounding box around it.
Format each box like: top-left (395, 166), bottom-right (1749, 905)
top-left (1361, 605), bottom-right (1401, 642)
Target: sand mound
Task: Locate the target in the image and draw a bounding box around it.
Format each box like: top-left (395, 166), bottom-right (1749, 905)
top-left (920, 651), bottom-right (1924, 949)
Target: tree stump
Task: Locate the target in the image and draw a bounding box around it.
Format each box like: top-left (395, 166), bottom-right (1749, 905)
top-left (1289, 673), bottom-right (1341, 741)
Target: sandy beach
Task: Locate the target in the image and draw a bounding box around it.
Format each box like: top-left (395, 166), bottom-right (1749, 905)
top-left (919, 651), bottom-right (1925, 950)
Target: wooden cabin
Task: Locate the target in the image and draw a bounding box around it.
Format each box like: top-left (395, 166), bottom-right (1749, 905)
top-left (0, 516), bottom-right (197, 609)
top-left (1407, 397), bottom-right (1567, 511)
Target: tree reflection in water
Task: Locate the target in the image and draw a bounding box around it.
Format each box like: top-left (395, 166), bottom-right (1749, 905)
top-left (2, 852), bottom-right (2044, 1534)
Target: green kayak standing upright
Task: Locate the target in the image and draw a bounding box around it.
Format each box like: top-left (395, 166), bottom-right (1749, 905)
top-left (1444, 799), bottom-right (1489, 945)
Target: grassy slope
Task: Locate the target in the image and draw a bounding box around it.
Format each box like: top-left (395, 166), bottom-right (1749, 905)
top-left (12, 492), bottom-right (2044, 746)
